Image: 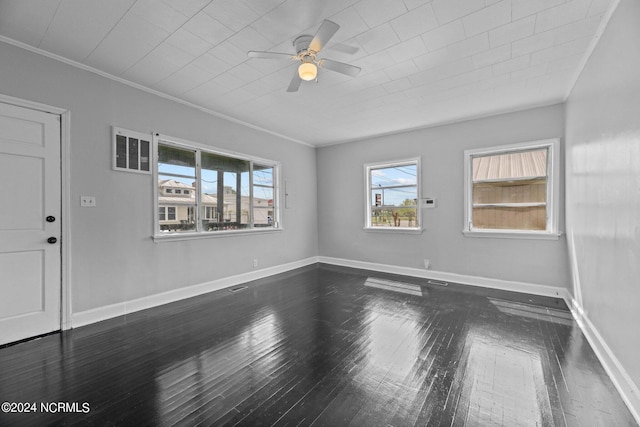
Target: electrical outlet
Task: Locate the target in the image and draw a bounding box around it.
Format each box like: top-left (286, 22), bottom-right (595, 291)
top-left (252, 259), bottom-right (258, 268)
top-left (80, 196), bottom-right (96, 207)
top-left (424, 259), bottom-right (431, 269)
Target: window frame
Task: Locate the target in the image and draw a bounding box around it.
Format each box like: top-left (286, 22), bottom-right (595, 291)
top-left (152, 133), bottom-right (282, 241)
top-left (463, 139), bottom-right (561, 239)
top-left (364, 157), bottom-right (422, 233)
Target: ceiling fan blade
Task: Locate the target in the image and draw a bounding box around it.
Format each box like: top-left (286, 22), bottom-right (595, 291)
top-left (247, 51), bottom-right (295, 60)
top-left (318, 59), bottom-right (361, 77)
top-left (287, 70), bottom-right (302, 92)
top-left (309, 20), bottom-right (340, 53)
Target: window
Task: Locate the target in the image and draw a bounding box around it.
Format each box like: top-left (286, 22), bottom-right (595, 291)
top-left (463, 139), bottom-right (560, 238)
top-left (365, 158), bottom-right (421, 231)
top-left (153, 134), bottom-right (280, 238)
top-left (167, 207), bottom-right (176, 221)
top-left (203, 206), bottom-right (216, 220)
top-left (158, 207), bottom-right (177, 222)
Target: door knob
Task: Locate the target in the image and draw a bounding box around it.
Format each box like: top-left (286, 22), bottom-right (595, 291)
top-left (47, 237), bottom-right (57, 244)
top-left (46, 216), bottom-right (56, 222)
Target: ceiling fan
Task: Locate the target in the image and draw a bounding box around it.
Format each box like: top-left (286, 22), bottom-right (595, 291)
top-left (247, 20), bottom-right (361, 92)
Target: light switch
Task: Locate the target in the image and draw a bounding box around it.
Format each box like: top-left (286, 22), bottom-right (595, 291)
top-left (80, 196), bottom-right (96, 207)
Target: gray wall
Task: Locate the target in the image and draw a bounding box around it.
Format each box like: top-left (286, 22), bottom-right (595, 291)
top-left (0, 41), bottom-right (318, 313)
top-left (317, 104), bottom-right (570, 288)
top-left (565, 0), bottom-right (640, 390)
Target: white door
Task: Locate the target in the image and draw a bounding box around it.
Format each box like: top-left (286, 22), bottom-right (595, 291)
top-left (0, 102), bottom-right (61, 345)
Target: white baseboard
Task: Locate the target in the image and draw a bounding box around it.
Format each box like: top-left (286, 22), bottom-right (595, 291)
top-left (73, 256), bottom-right (570, 329)
top-left (71, 257), bottom-right (318, 328)
top-left (568, 298), bottom-right (640, 425)
top-left (318, 256), bottom-right (571, 300)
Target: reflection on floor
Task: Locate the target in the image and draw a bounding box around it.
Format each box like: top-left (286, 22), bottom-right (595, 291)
top-left (364, 277), bottom-right (423, 296)
top-left (0, 264), bottom-right (635, 426)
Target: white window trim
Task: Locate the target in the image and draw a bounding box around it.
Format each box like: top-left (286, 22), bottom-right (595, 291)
top-left (152, 133), bottom-right (282, 242)
top-left (364, 157), bottom-right (423, 232)
top-left (463, 139), bottom-right (561, 240)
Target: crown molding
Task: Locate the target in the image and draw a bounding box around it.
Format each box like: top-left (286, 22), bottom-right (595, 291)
top-left (0, 35), bottom-right (313, 148)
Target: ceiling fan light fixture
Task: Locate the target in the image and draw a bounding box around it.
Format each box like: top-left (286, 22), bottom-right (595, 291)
top-left (298, 62), bottom-right (317, 81)
top-left (248, 20), bottom-right (358, 92)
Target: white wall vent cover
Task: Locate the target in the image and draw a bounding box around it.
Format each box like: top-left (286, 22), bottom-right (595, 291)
top-left (112, 127), bottom-right (151, 174)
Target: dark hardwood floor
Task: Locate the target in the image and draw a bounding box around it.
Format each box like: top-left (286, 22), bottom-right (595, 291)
top-left (0, 264), bottom-right (635, 426)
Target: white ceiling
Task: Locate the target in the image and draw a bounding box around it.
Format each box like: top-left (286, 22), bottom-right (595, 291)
top-left (0, 0), bottom-right (616, 146)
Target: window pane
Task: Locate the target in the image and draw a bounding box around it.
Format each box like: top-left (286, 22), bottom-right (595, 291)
top-left (371, 164), bottom-right (417, 188)
top-left (158, 144), bottom-right (195, 177)
top-left (471, 148), bottom-right (547, 231)
top-left (201, 152), bottom-right (250, 232)
top-left (154, 140), bottom-right (279, 236)
top-left (253, 166), bottom-right (274, 228)
top-left (367, 161), bottom-right (419, 229)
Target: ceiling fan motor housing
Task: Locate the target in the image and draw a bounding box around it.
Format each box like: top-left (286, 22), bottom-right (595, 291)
top-left (293, 35), bottom-right (314, 54)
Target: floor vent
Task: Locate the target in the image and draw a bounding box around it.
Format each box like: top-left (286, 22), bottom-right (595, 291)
top-left (365, 278), bottom-right (423, 296)
top-left (229, 285), bottom-right (248, 293)
top-left (427, 279), bottom-right (448, 287)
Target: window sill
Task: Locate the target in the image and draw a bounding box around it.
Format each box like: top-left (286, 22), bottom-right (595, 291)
top-left (462, 229), bottom-right (562, 240)
top-left (153, 227), bottom-right (283, 242)
top-left (364, 227), bottom-right (424, 235)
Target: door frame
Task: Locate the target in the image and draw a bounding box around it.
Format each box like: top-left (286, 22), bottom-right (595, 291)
top-left (0, 93), bottom-right (72, 331)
